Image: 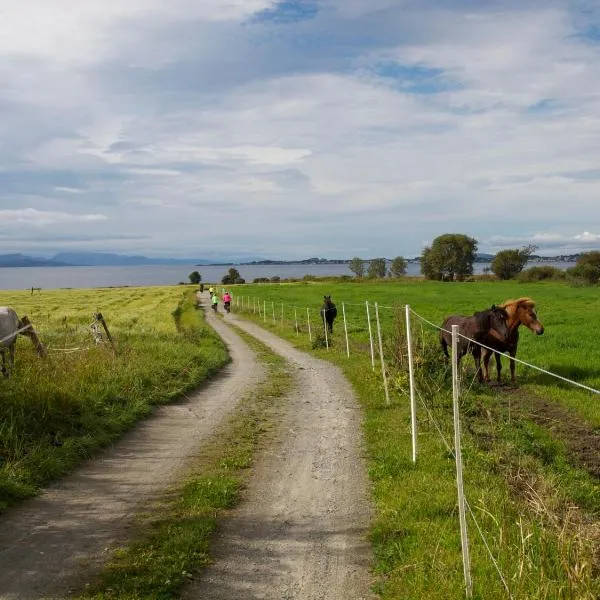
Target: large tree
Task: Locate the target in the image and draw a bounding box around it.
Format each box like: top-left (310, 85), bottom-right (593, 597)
top-left (389, 256), bottom-right (407, 278)
top-left (420, 234), bottom-right (478, 281)
top-left (367, 258), bottom-right (387, 278)
top-left (491, 245), bottom-right (536, 280)
top-left (348, 257), bottom-right (365, 278)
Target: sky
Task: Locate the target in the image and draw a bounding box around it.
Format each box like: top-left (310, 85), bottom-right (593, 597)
top-left (1, 0), bottom-right (600, 261)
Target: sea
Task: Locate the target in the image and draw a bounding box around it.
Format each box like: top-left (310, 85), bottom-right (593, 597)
top-left (0, 261), bottom-right (575, 292)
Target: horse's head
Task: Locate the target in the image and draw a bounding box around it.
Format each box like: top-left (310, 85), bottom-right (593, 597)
top-left (323, 295), bottom-right (333, 308)
top-left (514, 299), bottom-right (544, 335)
top-left (489, 304), bottom-right (510, 340)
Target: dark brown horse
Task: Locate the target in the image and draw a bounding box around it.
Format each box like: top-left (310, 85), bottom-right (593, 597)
top-left (320, 296), bottom-right (337, 333)
top-left (481, 297), bottom-right (544, 384)
top-left (440, 305), bottom-right (510, 382)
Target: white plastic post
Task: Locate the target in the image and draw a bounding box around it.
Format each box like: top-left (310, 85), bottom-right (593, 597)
top-left (405, 305), bottom-right (417, 463)
top-left (307, 307), bottom-right (312, 342)
top-left (366, 301), bottom-right (375, 371)
top-left (375, 302), bottom-right (390, 405)
top-left (281, 303), bottom-right (284, 326)
top-left (271, 301), bottom-right (275, 323)
top-left (263, 300), bottom-right (266, 323)
top-left (323, 310), bottom-right (329, 350)
top-left (342, 303), bottom-right (350, 357)
top-left (294, 308), bottom-right (298, 336)
top-left (452, 324), bottom-right (473, 598)
top-left (253, 297), bottom-right (256, 314)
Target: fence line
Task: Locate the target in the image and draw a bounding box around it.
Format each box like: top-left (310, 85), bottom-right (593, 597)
top-left (229, 292), bottom-right (597, 598)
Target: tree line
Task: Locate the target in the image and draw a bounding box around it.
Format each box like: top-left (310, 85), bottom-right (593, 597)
top-left (350, 233), bottom-right (600, 284)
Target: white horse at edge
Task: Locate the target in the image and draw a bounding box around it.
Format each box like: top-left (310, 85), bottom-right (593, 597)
top-left (0, 307), bottom-right (46, 377)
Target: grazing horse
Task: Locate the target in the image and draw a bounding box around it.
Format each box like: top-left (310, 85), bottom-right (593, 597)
top-left (320, 296), bottom-right (337, 334)
top-left (440, 305), bottom-right (510, 382)
top-left (481, 297), bottom-right (544, 384)
top-left (0, 307), bottom-right (47, 377)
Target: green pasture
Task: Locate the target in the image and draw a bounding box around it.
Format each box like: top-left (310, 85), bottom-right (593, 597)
top-left (228, 278), bottom-right (600, 600)
top-left (0, 285), bottom-right (228, 512)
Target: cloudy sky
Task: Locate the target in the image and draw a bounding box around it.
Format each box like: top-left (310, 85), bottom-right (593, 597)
top-left (1, 0), bottom-right (600, 260)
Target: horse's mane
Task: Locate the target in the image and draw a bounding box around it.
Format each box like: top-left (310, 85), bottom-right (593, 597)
top-left (500, 297), bottom-right (535, 309)
top-left (499, 297), bottom-right (535, 320)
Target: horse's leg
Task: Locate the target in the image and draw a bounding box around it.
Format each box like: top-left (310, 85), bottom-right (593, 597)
top-left (472, 347), bottom-right (483, 382)
top-left (482, 349), bottom-right (491, 382)
top-left (509, 350), bottom-right (517, 384)
top-left (495, 352), bottom-right (502, 383)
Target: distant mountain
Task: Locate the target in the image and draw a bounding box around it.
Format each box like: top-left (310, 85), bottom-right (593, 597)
top-left (51, 252), bottom-right (205, 266)
top-left (0, 253), bottom-right (70, 267)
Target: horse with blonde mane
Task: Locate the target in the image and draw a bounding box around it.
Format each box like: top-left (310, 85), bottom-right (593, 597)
top-left (481, 297), bottom-right (544, 384)
top-left (0, 307), bottom-right (47, 377)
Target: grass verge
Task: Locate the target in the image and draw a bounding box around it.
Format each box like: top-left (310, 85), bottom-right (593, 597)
top-left (77, 330), bottom-right (292, 600)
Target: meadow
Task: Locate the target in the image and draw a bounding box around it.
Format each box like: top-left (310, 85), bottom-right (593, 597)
top-left (1, 278), bottom-right (599, 599)
top-left (227, 278), bottom-right (600, 600)
top-left (0, 285), bottom-right (228, 512)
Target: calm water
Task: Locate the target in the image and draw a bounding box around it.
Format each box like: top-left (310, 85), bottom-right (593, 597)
top-left (0, 261), bottom-right (575, 291)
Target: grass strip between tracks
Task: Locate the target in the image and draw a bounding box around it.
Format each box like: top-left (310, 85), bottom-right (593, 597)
top-left (77, 328), bottom-right (292, 600)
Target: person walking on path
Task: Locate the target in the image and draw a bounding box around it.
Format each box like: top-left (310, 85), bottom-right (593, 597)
top-left (222, 290), bottom-right (232, 313)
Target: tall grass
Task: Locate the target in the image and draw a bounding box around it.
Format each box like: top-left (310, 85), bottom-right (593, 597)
top-left (0, 286), bottom-right (228, 512)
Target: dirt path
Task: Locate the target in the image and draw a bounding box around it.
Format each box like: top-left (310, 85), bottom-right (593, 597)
top-left (0, 306), bottom-right (264, 600)
top-left (184, 308), bottom-right (375, 600)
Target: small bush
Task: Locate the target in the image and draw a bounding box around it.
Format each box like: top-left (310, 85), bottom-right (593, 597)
top-left (253, 277), bottom-right (270, 284)
top-left (270, 276), bottom-right (281, 283)
top-left (567, 263), bottom-right (600, 285)
top-left (517, 266), bottom-right (566, 282)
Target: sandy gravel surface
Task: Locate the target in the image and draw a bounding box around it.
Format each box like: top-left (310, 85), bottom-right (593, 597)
top-left (0, 303), bottom-right (263, 600)
top-left (184, 309), bottom-right (375, 600)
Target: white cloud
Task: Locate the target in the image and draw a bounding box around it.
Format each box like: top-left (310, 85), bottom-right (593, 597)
top-left (0, 0), bottom-right (599, 259)
top-left (0, 208), bottom-right (107, 226)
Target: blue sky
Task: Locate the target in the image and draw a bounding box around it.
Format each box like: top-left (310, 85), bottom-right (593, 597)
top-left (1, 0), bottom-right (600, 260)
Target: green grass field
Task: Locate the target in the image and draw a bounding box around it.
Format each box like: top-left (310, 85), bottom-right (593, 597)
top-left (1, 279), bottom-right (598, 599)
top-left (228, 278), bottom-right (600, 600)
top-left (0, 285), bottom-right (228, 512)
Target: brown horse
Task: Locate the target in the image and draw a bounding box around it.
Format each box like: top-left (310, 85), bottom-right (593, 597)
top-left (481, 297), bottom-right (544, 384)
top-left (440, 305), bottom-right (510, 382)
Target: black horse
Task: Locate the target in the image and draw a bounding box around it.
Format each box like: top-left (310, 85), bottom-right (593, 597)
top-left (440, 305), bottom-right (510, 382)
top-left (320, 296), bottom-right (337, 334)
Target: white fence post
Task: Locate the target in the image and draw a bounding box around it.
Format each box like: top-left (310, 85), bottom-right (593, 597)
top-left (281, 303), bottom-right (284, 326)
top-left (375, 302), bottom-right (390, 405)
top-left (272, 301), bottom-right (275, 323)
top-left (366, 301), bottom-right (375, 371)
top-left (342, 302), bottom-right (350, 357)
top-left (405, 305), bottom-right (417, 463)
top-left (263, 300), bottom-right (266, 323)
top-left (323, 307), bottom-right (329, 350)
top-left (452, 324), bottom-right (473, 598)
top-left (294, 308), bottom-right (298, 336)
top-left (253, 297), bottom-right (256, 314)
top-left (307, 307), bottom-right (312, 342)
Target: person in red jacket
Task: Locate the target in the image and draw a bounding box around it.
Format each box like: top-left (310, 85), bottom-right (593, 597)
top-left (222, 291), bottom-right (232, 313)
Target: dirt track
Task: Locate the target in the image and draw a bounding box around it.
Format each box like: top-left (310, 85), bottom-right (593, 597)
top-left (185, 305), bottom-right (374, 599)
top-left (0, 295), bottom-right (374, 599)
